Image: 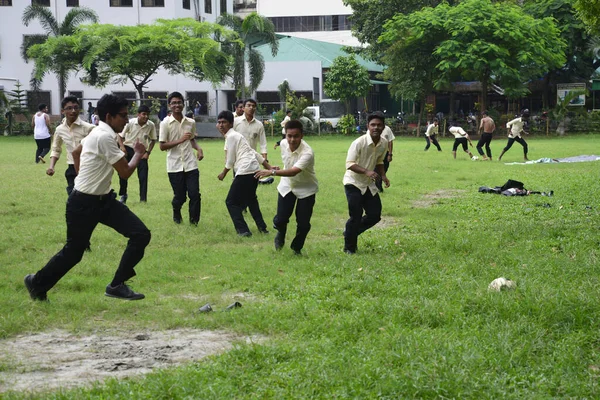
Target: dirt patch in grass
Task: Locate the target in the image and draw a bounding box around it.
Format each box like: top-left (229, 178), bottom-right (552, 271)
top-left (412, 189), bottom-right (466, 208)
top-left (0, 329), bottom-right (256, 394)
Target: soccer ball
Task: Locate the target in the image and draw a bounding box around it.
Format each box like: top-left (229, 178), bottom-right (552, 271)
top-left (488, 277), bottom-right (516, 291)
top-left (471, 156), bottom-right (479, 161)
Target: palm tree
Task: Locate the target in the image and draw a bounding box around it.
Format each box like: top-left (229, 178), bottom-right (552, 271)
top-left (217, 12), bottom-right (279, 100)
top-left (21, 4), bottom-right (98, 101)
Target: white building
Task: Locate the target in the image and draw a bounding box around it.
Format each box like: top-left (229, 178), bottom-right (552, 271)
top-left (0, 0), bottom-right (232, 115)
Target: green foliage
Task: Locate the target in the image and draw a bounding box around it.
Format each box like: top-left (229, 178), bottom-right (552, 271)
top-left (323, 56), bottom-right (370, 113)
top-left (21, 4), bottom-right (98, 100)
top-left (574, 0), bottom-right (600, 32)
top-left (217, 12), bottom-right (279, 99)
top-left (277, 79), bottom-right (290, 103)
top-left (285, 91), bottom-right (315, 121)
top-left (28, 19), bottom-right (234, 101)
top-left (336, 114), bottom-right (357, 135)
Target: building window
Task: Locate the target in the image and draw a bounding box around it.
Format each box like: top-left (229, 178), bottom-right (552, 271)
top-left (0, 0), bottom-right (13, 6)
top-left (66, 0), bottom-right (78, 6)
top-left (220, 0), bottom-right (226, 14)
top-left (204, 0), bottom-right (212, 14)
top-left (186, 92), bottom-right (208, 115)
top-left (269, 15), bottom-right (352, 33)
top-left (110, 0), bottom-right (132, 6)
top-left (183, 0), bottom-right (190, 9)
top-left (32, 0), bottom-right (50, 6)
top-left (68, 91), bottom-right (83, 101)
top-left (27, 91), bottom-right (51, 113)
top-left (141, 0), bottom-right (164, 6)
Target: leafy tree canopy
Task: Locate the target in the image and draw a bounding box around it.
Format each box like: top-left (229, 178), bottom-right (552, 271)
top-left (323, 55), bottom-right (371, 113)
top-left (27, 18), bottom-right (236, 99)
top-left (573, 0), bottom-right (600, 32)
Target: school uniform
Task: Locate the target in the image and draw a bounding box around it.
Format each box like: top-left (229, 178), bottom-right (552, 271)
top-left (343, 133), bottom-right (388, 253)
top-left (159, 115), bottom-right (201, 224)
top-left (233, 115), bottom-right (267, 155)
top-left (118, 118), bottom-right (157, 202)
top-left (51, 117), bottom-right (95, 194)
top-left (424, 123), bottom-right (442, 151)
top-left (504, 117), bottom-right (528, 156)
top-left (274, 139), bottom-right (318, 253)
top-left (449, 126), bottom-right (469, 151)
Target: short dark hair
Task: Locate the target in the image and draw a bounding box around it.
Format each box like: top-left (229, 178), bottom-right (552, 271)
top-left (244, 98), bottom-right (257, 107)
top-left (433, 118), bottom-right (439, 123)
top-left (218, 110), bottom-right (234, 124)
top-left (38, 103), bottom-right (47, 111)
top-left (235, 100), bottom-right (244, 108)
top-left (285, 119), bottom-right (303, 133)
top-left (286, 110), bottom-right (292, 115)
top-left (137, 105), bottom-right (150, 114)
top-left (482, 110), bottom-right (488, 116)
top-left (367, 111), bottom-right (385, 124)
top-left (96, 94), bottom-right (128, 122)
top-left (167, 91), bottom-right (184, 104)
top-left (61, 96), bottom-right (79, 109)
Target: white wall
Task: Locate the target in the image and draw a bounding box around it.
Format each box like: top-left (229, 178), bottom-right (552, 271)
top-left (257, 0), bottom-right (351, 17)
top-left (0, 0), bottom-right (233, 115)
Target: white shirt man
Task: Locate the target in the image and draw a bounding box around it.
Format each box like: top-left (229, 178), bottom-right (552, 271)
top-left (449, 126), bottom-right (474, 159)
top-left (424, 120), bottom-right (442, 151)
top-left (233, 99), bottom-right (268, 160)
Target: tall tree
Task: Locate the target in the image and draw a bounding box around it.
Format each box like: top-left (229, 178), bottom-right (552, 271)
top-left (323, 56), bottom-right (371, 114)
top-left (21, 4), bottom-right (98, 101)
top-left (27, 19), bottom-right (234, 101)
top-left (573, 0), bottom-right (600, 32)
top-left (217, 12), bottom-right (279, 99)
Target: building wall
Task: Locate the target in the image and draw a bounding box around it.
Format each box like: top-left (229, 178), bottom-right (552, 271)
top-left (0, 0), bottom-right (232, 115)
top-left (257, 0), bottom-right (351, 16)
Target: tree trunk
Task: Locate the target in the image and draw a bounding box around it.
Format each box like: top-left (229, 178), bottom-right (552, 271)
top-left (417, 94), bottom-right (425, 136)
top-left (480, 74), bottom-right (488, 115)
top-left (449, 91), bottom-right (456, 121)
top-left (58, 69), bottom-right (67, 104)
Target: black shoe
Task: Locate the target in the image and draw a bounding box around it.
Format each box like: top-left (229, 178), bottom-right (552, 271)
top-left (343, 249), bottom-right (356, 255)
top-left (293, 249), bottom-right (302, 256)
top-left (24, 274), bottom-right (48, 301)
top-left (238, 231), bottom-right (252, 237)
top-left (173, 209), bottom-right (182, 224)
top-left (119, 194), bottom-right (127, 204)
top-left (259, 228), bottom-right (269, 234)
top-left (105, 283), bottom-right (145, 300)
top-left (190, 220), bottom-right (198, 226)
top-left (274, 232), bottom-right (285, 250)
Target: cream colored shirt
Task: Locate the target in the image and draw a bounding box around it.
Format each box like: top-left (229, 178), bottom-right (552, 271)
top-left (278, 139), bottom-right (318, 199)
top-left (120, 118), bottom-right (157, 148)
top-left (506, 117), bottom-right (525, 138)
top-left (74, 121), bottom-right (125, 195)
top-left (343, 133), bottom-right (388, 195)
top-left (159, 115), bottom-right (198, 173)
top-left (380, 125), bottom-right (395, 143)
top-left (449, 126), bottom-right (468, 138)
top-left (224, 129), bottom-right (263, 175)
top-left (233, 115), bottom-right (267, 154)
top-left (51, 117), bottom-right (95, 164)
top-left (425, 123), bottom-right (438, 137)
top-left (281, 115), bottom-right (291, 135)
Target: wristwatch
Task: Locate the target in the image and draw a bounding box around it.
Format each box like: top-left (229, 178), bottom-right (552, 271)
top-left (271, 169), bottom-right (276, 176)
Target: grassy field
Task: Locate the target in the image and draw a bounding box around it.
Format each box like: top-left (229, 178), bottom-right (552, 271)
top-left (1, 133), bottom-right (599, 398)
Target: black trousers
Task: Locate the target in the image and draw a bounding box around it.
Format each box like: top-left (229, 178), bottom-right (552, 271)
top-left (274, 192), bottom-right (316, 252)
top-left (225, 173), bottom-right (267, 234)
top-left (503, 136), bottom-right (528, 155)
top-left (31, 190), bottom-right (151, 294)
top-left (119, 146), bottom-right (149, 201)
top-left (65, 164), bottom-right (77, 195)
top-left (344, 184), bottom-right (381, 252)
top-left (35, 138), bottom-right (51, 163)
top-left (168, 169), bottom-right (201, 224)
top-left (452, 137), bottom-right (468, 152)
top-left (476, 133), bottom-right (493, 157)
top-left (425, 134), bottom-right (442, 151)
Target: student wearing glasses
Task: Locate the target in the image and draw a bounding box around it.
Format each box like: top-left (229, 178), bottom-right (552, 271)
top-left (159, 92), bottom-right (204, 226)
top-left (25, 94), bottom-right (151, 302)
top-left (46, 96), bottom-right (96, 195)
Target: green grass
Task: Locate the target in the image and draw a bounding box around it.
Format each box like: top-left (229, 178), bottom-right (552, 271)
top-left (1, 133), bottom-right (600, 398)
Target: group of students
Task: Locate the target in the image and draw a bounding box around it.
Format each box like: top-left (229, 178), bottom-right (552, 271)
top-left (423, 109), bottom-right (531, 161)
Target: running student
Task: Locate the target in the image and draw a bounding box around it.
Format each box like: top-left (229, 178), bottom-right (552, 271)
top-left (424, 119), bottom-right (442, 151)
top-left (448, 123), bottom-right (475, 160)
top-left (477, 110), bottom-right (495, 160)
top-left (32, 103), bottom-right (52, 164)
top-left (499, 109), bottom-right (530, 161)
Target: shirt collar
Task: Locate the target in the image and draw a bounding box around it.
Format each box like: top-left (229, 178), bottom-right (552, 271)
top-left (64, 117), bottom-right (82, 128)
top-left (98, 121), bottom-right (117, 137)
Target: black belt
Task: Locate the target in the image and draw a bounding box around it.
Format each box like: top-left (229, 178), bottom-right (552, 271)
top-left (72, 189), bottom-right (114, 202)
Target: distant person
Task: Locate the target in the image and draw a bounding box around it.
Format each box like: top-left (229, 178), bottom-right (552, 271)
top-left (499, 109), bottom-right (530, 161)
top-left (234, 98), bottom-right (268, 161)
top-left (159, 91), bottom-right (203, 226)
top-left (234, 100), bottom-right (244, 117)
top-left (91, 108), bottom-right (99, 126)
top-left (47, 96), bottom-right (95, 194)
top-left (424, 119), bottom-right (442, 151)
top-left (117, 105), bottom-right (157, 204)
top-left (342, 111), bottom-right (389, 255)
top-left (255, 119), bottom-right (318, 255)
top-left (86, 101), bottom-right (93, 122)
top-left (216, 110), bottom-right (270, 237)
top-left (448, 123), bottom-right (475, 160)
top-left (477, 110), bottom-right (495, 160)
top-left (376, 123), bottom-right (395, 192)
top-left (32, 103), bottom-right (52, 164)
top-left (24, 94), bottom-right (151, 302)
top-left (274, 110), bottom-right (292, 149)
top-left (158, 104), bottom-right (168, 121)
top-left (194, 101), bottom-right (201, 117)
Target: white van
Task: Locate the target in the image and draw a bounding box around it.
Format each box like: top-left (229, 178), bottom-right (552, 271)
top-left (304, 100), bottom-right (346, 128)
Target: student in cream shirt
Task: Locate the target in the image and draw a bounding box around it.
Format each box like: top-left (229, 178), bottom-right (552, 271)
top-left (233, 98), bottom-right (268, 160)
top-left (499, 109), bottom-right (530, 161)
top-left (424, 118), bottom-right (442, 151)
top-left (448, 124), bottom-right (475, 159)
top-left (256, 119), bottom-right (318, 255)
top-left (342, 111), bottom-right (389, 255)
top-left (217, 110), bottom-right (270, 237)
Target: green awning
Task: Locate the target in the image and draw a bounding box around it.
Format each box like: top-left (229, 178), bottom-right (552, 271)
top-left (370, 80), bottom-right (389, 85)
top-left (592, 80), bottom-right (600, 91)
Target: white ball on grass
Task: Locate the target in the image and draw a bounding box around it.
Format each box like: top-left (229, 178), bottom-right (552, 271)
top-left (488, 277), bottom-right (516, 291)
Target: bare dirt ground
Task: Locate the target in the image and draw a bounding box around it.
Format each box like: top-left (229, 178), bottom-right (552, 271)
top-left (0, 329), bottom-right (254, 394)
top-left (411, 189), bottom-right (465, 208)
